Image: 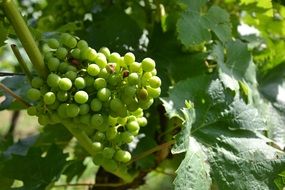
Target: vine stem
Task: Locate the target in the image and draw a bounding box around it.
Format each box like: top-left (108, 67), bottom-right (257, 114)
top-left (62, 121), bottom-right (136, 183)
top-left (11, 44), bottom-right (33, 82)
top-left (2, 0), bottom-right (48, 78)
top-left (128, 140), bottom-right (175, 165)
top-left (0, 83), bottom-right (30, 107)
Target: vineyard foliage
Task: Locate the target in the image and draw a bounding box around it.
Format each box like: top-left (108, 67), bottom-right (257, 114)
top-left (0, 0), bottom-right (285, 189)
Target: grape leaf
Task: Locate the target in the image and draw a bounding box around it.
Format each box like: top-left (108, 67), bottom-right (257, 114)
top-left (0, 145), bottom-right (68, 190)
top-left (173, 137), bottom-right (211, 190)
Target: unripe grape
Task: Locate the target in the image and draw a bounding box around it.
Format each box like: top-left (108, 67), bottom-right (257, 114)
top-left (106, 127), bottom-right (118, 140)
top-left (47, 73), bottom-right (61, 88)
top-left (97, 88), bottom-right (111, 102)
top-left (58, 78), bottom-right (72, 91)
top-left (126, 120), bottom-right (140, 132)
top-left (56, 47), bottom-right (68, 60)
top-left (108, 74), bottom-right (121, 86)
top-left (79, 114), bottom-right (91, 125)
top-left (57, 91), bottom-right (69, 102)
top-left (47, 38), bottom-right (60, 49)
top-left (79, 104), bottom-right (90, 115)
top-left (95, 53), bottom-right (107, 68)
top-left (126, 100), bottom-right (139, 112)
top-left (98, 68), bottom-right (109, 79)
top-left (67, 65), bottom-right (77, 72)
top-left (38, 115), bottom-right (50, 126)
top-left (65, 71), bottom-right (77, 81)
top-left (27, 106), bottom-right (37, 116)
top-left (148, 76), bottom-right (161, 88)
top-left (91, 114), bottom-right (104, 128)
top-left (129, 62), bottom-right (141, 73)
top-left (146, 86), bottom-right (161, 98)
top-left (102, 147), bottom-right (115, 159)
top-left (137, 117), bottom-right (147, 127)
top-left (141, 58), bottom-right (155, 72)
top-left (27, 88), bottom-right (41, 101)
top-left (31, 77), bottom-right (43, 88)
top-left (103, 159), bottom-right (117, 171)
top-left (141, 72), bottom-right (152, 85)
top-left (77, 40), bottom-right (88, 49)
top-left (47, 57), bottom-right (60, 71)
top-left (139, 98), bottom-right (154, 110)
top-left (114, 150), bottom-right (131, 163)
top-left (128, 73), bottom-right (139, 85)
top-left (74, 77), bottom-right (86, 89)
top-left (108, 52), bottom-right (120, 63)
top-left (71, 48), bottom-right (81, 59)
top-left (121, 132), bottom-right (134, 143)
top-left (110, 98), bottom-right (124, 113)
top-left (90, 98), bottom-right (102, 112)
top-left (93, 153), bottom-right (104, 165)
top-left (74, 90), bottom-right (88, 104)
top-left (108, 116), bottom-right (117, 126)
top-left (58, 62), bottom-right (69, 73)
top-left (66, 104), bottom-right (80, 117)
top-left (84, 76), bottom-right (94, 87)
top-left (87, 64), bottom-right (100, 76)
top-left (99, 47), bottom-right (110, 57)
top-left (44, 92), bottom-right (56, 105)
top-left (94, 78), bottom-right (106, 90)
top-left (93, 131), bottom-right (105, 141)
top-left (117, 117), bottom-right (128, 125)
top-left (61, 33), bottom-right (77, 48)
top-left (93, 142), bottom-right (103, 151)
top-left (124, 52), bottom-right (135, 65)
top-left (57, 103), bottom-right (69, 118)
top-left (137, 88), bottom-right (148, 101)
top-left (131, 108), bottom-right (144, 117)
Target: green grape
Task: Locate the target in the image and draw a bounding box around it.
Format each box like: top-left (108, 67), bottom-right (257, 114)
top-left (138, 98), bottom-right (154, 110)
top-left (58, 62), bottom-right (69, 73)
top-left (90, 98), bottom-right (102, 112)
top-left (141, 72), bottom-right (152, 86)
top-left (108, 52), bottom-right (120, 63)
top-left (47, 38), bottom-right (60, 49)
top-left (79, 104), bottom-right (90, 115)
top-left (65, 71), bottom-right (77, 81)
top-left (103, 159), bottom-right (117, 171)
top-left (108, 74), bottom-right (121, 86)
top-left (57, 91), bottom-right (69, 102)
top-left (47, 57), bottom-right (60, 72)
top-left (44, 51), bottom-right (53, 60)
top-left (137, 88), bottom-right (148, 101)
top-left (91, 114), bottom-right (104, 128)
top-left (126, 100), bottom-right (139, 112)
top-left (146, 86), bottom-right (161, 98)
top-left (137, 117), bottom-right (147, 127)
top-left (108, 116), bottom-right (117, 126)
top-left (94, 78), bottom-right (106, 90)
top-left (55, 47), bottom-right (68, 60)
top-left (87, 64), bottom-right (100, 76)
top-left (61, 33), bottom-right (77, 48)
top-left (31, 77), bottom-right (43, 88)
top-left (67, 65), bottom-right (77, 72)
top-left (27, 106), bottom-right (37, 116)
top-left (97, 88), bottom-right (111, 102)
top-left (74, 90), bottom-right (88, 104)
top-left (84, 76), bottom-right (95, 87)
top-left (57, 103), bottom-right (68, 118)
top-left (95, 53), bottom-right (107, 68)
top-left (98, 68), bottom-right (109, 79)
top-left (77, 40), bottom-right (88, 49)
top-left (58, 78), bottom-right (72, 91)
top-left (106, 126), bottom-right (117, 140)
top-left (121, 132), bottom-right (134, 143)
top-left (124, 52), bottom-right (135, 65)
top-left (79, 114), bottom-right (91, 125)
top-left (126, 120), bottom-right (140, 132)
top-left (47, 73), bottom-right (61, 88)
top-left (50, 113), bottom-right (60, 124)
top-left (141, 58), bottom-right (155, 72)
top-left (27, 88), bottom-right (41, 101)
top-left (114, 150), bottom-right (131, 163)
top-left (66, 104), bottom-right (80, 117)
top-left (44, 92), bottom-right (56, 105)
top-left (93, 131), bottom-right (105, 141)
top-left (38, 115), bottom-right (50, 126)
top-left (93, 142), bottom-right (103, 151)
top-left (74, 77), bottom-right (86, 89)
top-left (71, 48), bottom-right (81, 59)
top-left (129, 62), bottom-right (141, 73)
top-left (99, 47), bottom-right (110, 57)
top-left (148, 76), bottom-right (161, 88)
top-left (102, 147), bottom-right (115, 159)
top-left (110, 98), bottom-right (124, 113)
top-left (128, 73), bottom-right (139, 85)
top-left (131, 108), bottom-right (144, 117)
top-left (117, 117), bottom-right (128, 125)
top-left (93, 153), bottom-right (104, 165)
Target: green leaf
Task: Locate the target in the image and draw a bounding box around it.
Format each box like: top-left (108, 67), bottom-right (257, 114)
top-left (173, 137), bottom-right (211, 190)
top-left (1, 145), bottom-right (68, 190)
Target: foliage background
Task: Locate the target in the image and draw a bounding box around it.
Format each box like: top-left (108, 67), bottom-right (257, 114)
top-left (0, 0), bottom-right (285, 189)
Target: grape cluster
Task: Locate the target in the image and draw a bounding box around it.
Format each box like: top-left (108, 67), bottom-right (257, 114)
top-left (26, 33), bottom-right (161, 170)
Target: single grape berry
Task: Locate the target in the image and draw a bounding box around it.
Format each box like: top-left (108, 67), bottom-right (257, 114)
top-left (44, 92), bottom-right (56, 105)
top-left (31, 77), bottom-right (43, 88)
top-left (74, 90), bottom-right (89, 104)
top-left (65, 71), bottom-right (77, 81)
top-left (114, 150), bottom-right (131, 163)
top-left (47, 57), bottom-right (60, 72)
top-left (47, 73), bottom-right (61, 88)
top-left (110, 98), bottom-right (124, 113)
top-left (141, 58), bottom-right (155, 72)
top-left (126, 120), bottom-right (140, 132)
top-left (47, 38), bottom-right (60, 49)
top-left (27, 106), bottom-right (37, 116)
top-left (27, 88), bottom-right (41, 101)
top-left (94, 78), bottom-right (107, 90)
top-left (90, 98), bottom-right (102, 112)
top-left (79, 104), bottom-right (90, 115)
top-left (66, 104), bottom-right (80, 117)
top-left (128, 73), bottom-right (139, 85)
top-left (74, 77), bottom-right (86, 89)
top-left (97, 88), bottom-right (111, 102)
top-left (124, 52), bottom-right (135, 65)
top-left (87, 64), bottom-right (100, 76)
top-left (102, 147), bottom-right (115, 159)
top-left (57, 91), bottom-right (69, 102)
top-left (56, 47), bottom-right (68, 60)
top-left (91, 114), bottom-right (104, 129)
top-left (58, 78), bottom-right (72, 91)
top-left (99, 47), bottom-right (110, 57)
top-left (148, 76), bottom-right (161, 88)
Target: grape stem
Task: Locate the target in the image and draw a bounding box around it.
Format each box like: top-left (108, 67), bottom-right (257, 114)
top-left (2, 0), bottom-right (48, 78)
top-left (11, 44), bottom-right (33, 82)
top-left (0, 83), bottom-right (30, 107)
top-left (128, 140), bottom-right (175, 165)
top-left (62, 121), bottom-right (136, 183)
